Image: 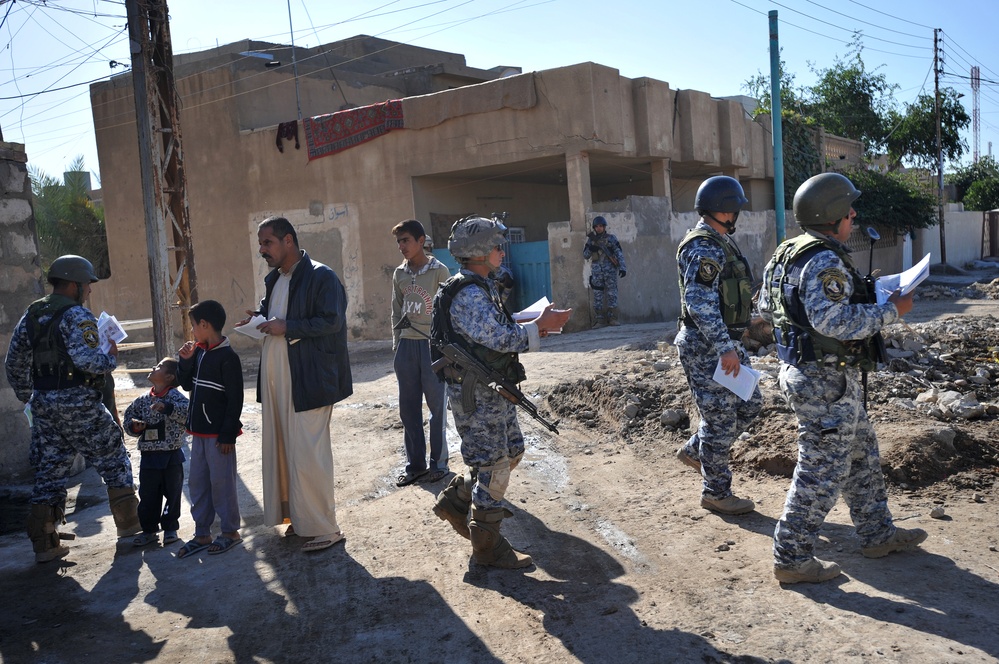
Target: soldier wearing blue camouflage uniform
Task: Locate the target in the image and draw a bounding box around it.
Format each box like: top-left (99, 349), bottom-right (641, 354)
top-left (583, 216), bottom-right (627, 328)
top-left (4, 255), bottom-right (139, 563)
top-left (675, 176), bottom-right (761, 516)
top-left (431, 217), bottom-right (570, 569)
top-left (759, 173), bottom-right (927, 584)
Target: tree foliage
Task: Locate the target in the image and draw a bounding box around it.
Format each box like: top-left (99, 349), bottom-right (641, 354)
top-left (742, 54), bottom-right (804, 116)
top-left (947, 156), bottom-right (999, 203)
top-left (885, 88), bottom-right (970, 171)
top-left (848, 167), bottom-right (937, 234)
top-left (29, 156), bottom-right (111, 278)
top-left (963, 178), bottom-right (999, 212)
top-left (743, 36), bottom-right (970, 171)
top-left (780, 111), bottom-right (822, 210)
top-left (804, 41), bottom-right (898, 154)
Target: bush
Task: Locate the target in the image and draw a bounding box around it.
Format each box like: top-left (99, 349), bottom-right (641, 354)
top-left (848, 168), bottom-right (936, 234)
top-left (964, 177), bottom-right (999, 212)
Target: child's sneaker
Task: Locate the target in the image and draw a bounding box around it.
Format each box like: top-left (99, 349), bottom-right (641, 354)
top-left (162, 530), bottom-right (180, 545)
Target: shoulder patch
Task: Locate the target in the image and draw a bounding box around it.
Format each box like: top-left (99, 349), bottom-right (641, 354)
top-left (817, 268), bottom-right (848, 302)
top-left (695, 258), bottom-right (721, 286)
top-left (79, 320), bottom-right (100, 348)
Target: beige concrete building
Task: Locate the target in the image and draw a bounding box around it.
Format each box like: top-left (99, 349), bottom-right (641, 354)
top-left (90, 36), bottom-right (777, 344)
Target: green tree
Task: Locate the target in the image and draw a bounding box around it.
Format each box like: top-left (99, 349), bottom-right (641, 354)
top-left (743, 53), bottom-right (804, 116)
top-left (885, 88), bottom-right (970, 171)
top-left (848, 167), bottom-right (936, 234)
top-left (963, 177), bottom-right (999, 211)
top-left (946, 156), bottom-right (999, 202)
top-left (29, 156), bottom-right (111, 277)
top-left (804, 39), bottom-right (898, 154)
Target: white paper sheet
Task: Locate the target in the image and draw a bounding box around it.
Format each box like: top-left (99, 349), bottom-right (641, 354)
top-left (97, 312), bottom-right (128, 353)
top-left (513, 296), bottom-right (551, 323)
top-left (874, 253), bottom-right (931, 305)
top-left (712, 358), bottom-right (761, 402)
top-left (234, 315), bottom-right (269, 339)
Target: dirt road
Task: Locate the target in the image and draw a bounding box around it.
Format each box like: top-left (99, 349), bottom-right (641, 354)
top-left (1, 277), bottom-right (998, 663)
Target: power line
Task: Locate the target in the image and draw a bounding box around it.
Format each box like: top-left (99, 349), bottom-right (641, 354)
top-left (765, 0), bottom-right (930, 51)
top-left (843, 0), bottom-right (934, 30)
top-left (801, 0), bottom-right (925, 40)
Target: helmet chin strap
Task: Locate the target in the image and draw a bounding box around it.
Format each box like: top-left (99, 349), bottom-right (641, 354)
top-left (705, 212), bottom-right (737, 235)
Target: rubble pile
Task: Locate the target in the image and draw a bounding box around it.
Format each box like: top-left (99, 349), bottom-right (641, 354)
top-left (544, 314), bottom-right (999, 491)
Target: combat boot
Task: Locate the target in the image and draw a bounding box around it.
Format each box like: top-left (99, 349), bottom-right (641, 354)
top-left (27, 504), bottom-right (70, 563)
top-left (701, 494), bottom-right (755, 515)
top-left (433, 473), bottom-right (472, 539)
top-left (607, 308), bottom-right (620, 326)
top-left (774, 557), bottom-right (842, 584)
top-left (107, 486), bottom-right (141, 537)
top-left (591, 309), bottom-right (606, 329)
top-left (469, 506), bottom-right (533, 569)
top-left (861, 527), bottom-right (928, 559)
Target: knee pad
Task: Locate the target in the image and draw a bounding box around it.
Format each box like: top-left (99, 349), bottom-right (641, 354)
top-left (509, 452), bottom-right (524, 472)
top-left (477, 457), bottom-right (513, 503)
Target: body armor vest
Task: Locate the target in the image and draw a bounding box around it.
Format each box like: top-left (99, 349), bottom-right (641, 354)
top-left (430, 272), bottom-right (527, 384)
top-left (677, 228), bottom-right (754, 336)
top-left (26, 295), bottom-right (105, 391)
top-left (766, 234), bottom-right (880, 370)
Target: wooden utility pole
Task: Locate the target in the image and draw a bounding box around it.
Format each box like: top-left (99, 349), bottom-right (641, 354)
top-left (934, 28), bottom-right (947, 265)
top-left (125, 0), bottom-right (198, 358)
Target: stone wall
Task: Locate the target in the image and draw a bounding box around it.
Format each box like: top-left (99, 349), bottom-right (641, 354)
top-left (0, 142), bottom-right (44, 481)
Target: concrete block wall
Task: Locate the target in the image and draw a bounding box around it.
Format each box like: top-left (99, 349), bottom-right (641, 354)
top-left (0, 142), bottom-right (43, 481)
top-left (916, 211), bottom-right (987, 268)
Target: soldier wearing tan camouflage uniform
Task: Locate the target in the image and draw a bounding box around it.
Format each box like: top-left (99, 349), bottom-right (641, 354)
top-left (5, 255), bottom-right (139, 563)
top-left (431, 217), bottom-right (570, 569)
top-left (759, 173), bottom-right (927, 584)
top-left (675, 176), bottom-right (761, 516)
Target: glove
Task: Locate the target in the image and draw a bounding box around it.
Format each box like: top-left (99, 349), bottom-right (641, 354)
top-left (619, 270), bottom-right (626, 278)
top-left (585, 243), bottom-right (597, 254)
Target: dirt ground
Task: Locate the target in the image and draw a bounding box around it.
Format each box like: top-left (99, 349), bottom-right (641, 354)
top-left (2, 273), bottom-right (999, 663)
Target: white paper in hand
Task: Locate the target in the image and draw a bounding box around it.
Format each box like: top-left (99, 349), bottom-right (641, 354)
top-left (234, 315), bottom-right (269, 339)
top-left (97, 312), bottom-right (128, 353)
top-left (712, 359), bottom-right (761, 402)
top-left (874, 253), bottom-right (930, 305)
top-left (513, 296), bottom-right (551, 323)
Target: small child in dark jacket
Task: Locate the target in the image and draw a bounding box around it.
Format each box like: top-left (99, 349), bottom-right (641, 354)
top-left (124, 357), bottom-right (189, 547)
top-left (176, 300), bottom-right (244, 558)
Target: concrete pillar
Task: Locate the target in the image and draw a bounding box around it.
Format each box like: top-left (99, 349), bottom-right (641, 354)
top-left (651, 159), bottom-right (671, 205)
top-left (0, 142), bottom-right (44, 482)
top-left (565, 151), bottom-right (592, 232)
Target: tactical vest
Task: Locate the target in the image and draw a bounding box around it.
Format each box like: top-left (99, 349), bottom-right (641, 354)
top-left (25, 294), bottom-right (105, 391)
top-left (677, 228), bottom-right (754, 336)
top-left (766, 234), bottom-right (879, 370)
top-left (430, 272), bottom-right (527, 385)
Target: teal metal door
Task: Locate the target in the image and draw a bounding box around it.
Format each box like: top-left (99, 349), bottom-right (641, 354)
top-left (508, 241), bottom-right (551, 312)
top-left (432, 242), bottom-right (551, 313)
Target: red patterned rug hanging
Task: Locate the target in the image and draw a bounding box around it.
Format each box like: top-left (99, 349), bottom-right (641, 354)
top-left (303, 99), bottom-right (404, 161)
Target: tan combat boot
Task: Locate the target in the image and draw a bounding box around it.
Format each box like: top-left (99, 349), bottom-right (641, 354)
top-left (107, 486), bottom-right (141, 537)
top-left (27, 503), bottom-right (70, 563)
top-left (701, 494), bottom-right (755, 515)
top-left (861, 527), bottom-right (928, 559)
top-left (433, 473), bottom-right (472, 539)
top-left (607, 308), bottom-right (620, 326)
top-left (591, 309), bottom-right (606, 329)
top-left (469, 507), bottom-right (533, 569)
top-left (774, 557), bottom-right (842, 584)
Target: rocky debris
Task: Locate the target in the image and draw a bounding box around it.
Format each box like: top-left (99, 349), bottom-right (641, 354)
top-left (543, 312), bottom-right (999, 492)
top-left (930, 506), bottom-right (947, 518)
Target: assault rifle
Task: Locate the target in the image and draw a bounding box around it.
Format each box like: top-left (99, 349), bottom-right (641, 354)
top-left (585, 232), bottom-right (620, 268)
top-left (393, 315), bottom-right (560, 434)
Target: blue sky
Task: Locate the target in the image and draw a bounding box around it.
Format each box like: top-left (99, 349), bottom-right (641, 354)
top-left (2, 0), bottom-right (997, 184)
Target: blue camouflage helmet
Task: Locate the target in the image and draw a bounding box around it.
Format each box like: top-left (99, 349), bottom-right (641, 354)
top-left (694, 176), bottom-right (748, 215)
top-left (447, 216), bottom-right (508, 258)
top-left (592, 216), bottom-right (607, 228)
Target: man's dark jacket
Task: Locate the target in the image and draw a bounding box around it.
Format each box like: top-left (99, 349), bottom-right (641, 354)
top-left (256, 250), bottom-right (353, 412)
